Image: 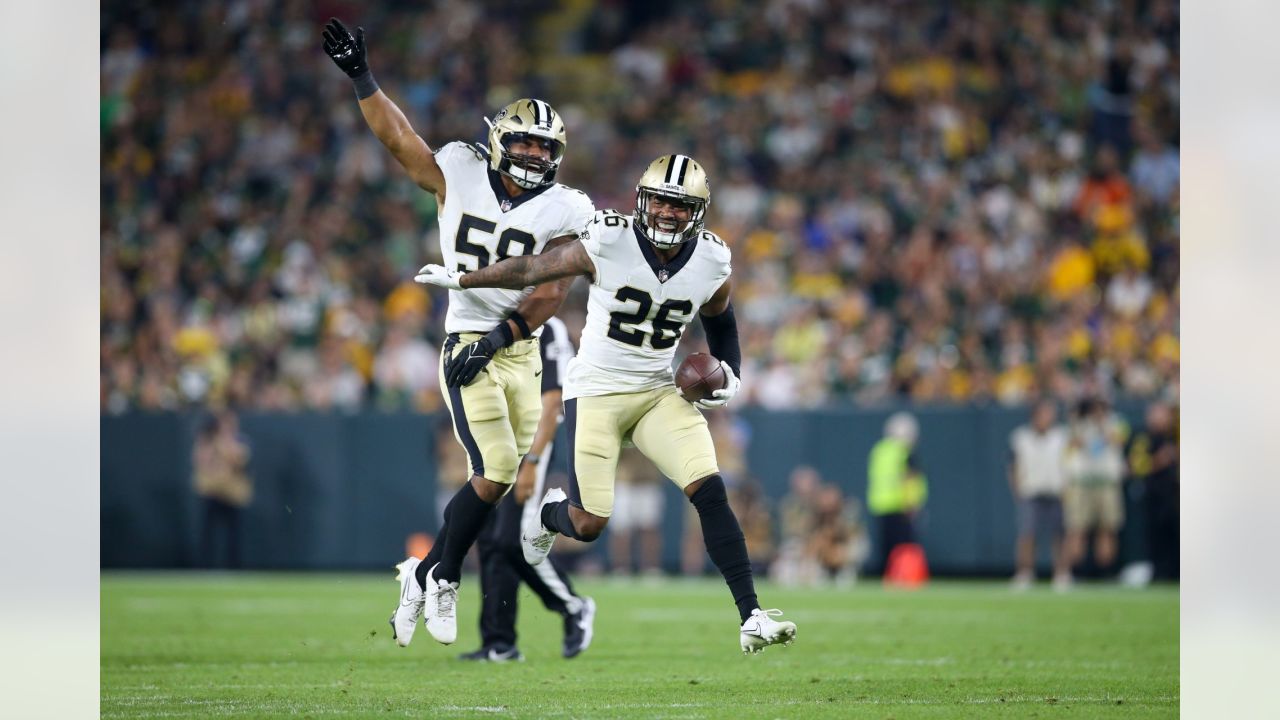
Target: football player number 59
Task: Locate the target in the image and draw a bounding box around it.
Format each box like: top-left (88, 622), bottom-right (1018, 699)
top-left (455, 214), bottom-right (536, 270)
top-left (607, 286), bottom-right (693, 350)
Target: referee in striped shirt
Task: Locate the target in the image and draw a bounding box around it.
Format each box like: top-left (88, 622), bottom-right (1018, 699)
top-left (459, 316), bottom-right (597, 661)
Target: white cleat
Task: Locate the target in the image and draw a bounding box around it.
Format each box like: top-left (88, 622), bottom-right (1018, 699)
top-left (740, 608), bottom-right (797, 655)
top-left (1052, 572), bottom-right (1074, 593)
top-left (423, 563), bottom-right (460, 645)
top-left (522, 487), bottom-right (566, 566)
top-left (389, 557), bottom-right (425, 647)
top-left (1011, 570), bottom-right (1033, 592)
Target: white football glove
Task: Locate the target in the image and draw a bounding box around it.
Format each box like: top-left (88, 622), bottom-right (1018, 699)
top-left (414, 264), bottom-right (465, 290)
top-left (695, 361), bottom-right (740, 409)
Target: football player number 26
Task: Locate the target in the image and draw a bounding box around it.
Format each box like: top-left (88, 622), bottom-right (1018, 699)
top-left (455, 214), bottom-right (535, 270)
top-left (608, 286), bottom-right (693, 350)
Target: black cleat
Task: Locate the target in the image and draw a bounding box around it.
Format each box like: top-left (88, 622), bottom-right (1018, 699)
top-left (457, 645), bottom-right (524, 663)
top-left (562, 596), bottom-right (596, 659)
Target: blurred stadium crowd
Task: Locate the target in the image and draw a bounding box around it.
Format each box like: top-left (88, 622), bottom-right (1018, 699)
top-left (101, 0), bottom-right (1179, 413)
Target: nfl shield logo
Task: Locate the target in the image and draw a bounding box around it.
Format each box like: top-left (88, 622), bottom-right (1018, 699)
top-left (658, 269), bottom-right (669, 283)
top-left (500, 199), bottom-right (512, 212)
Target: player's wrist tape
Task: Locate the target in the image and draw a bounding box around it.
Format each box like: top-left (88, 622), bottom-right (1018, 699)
top-left (483, 321), bottom-right (516, 350)
top-left (523, 453), bottom-right (541, 465)
top-left (508, 311), bottom-right (531, 339)
top-left (700, 303), bottom-right (741, 378)
top-left (352, 69), bottom-right (379, 100)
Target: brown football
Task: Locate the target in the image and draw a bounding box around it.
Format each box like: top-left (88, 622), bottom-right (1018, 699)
top-left (676, 352), bottom-right (727, 402)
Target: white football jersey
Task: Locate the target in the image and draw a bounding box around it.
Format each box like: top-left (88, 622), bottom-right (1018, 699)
top-left (565, 210), bottom-right (732, 400)
top-left (434, 141), bottom-right (594, 334)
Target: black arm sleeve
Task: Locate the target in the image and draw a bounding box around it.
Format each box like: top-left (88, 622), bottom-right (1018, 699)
top-left (699, 303), bottom-right (741, 378)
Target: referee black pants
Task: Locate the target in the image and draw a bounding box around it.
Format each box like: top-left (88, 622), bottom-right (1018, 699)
top-left (476, 491), bottom-right (582, 649)
top-left (876, 512), bottom-right (915, 575)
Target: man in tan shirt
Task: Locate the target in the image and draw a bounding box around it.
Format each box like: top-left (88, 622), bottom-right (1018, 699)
top-left (194, 410), bottom-right (252, 568)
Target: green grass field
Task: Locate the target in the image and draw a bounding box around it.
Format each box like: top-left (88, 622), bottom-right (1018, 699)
top-left (101, 573), bottom-right (1177, 718)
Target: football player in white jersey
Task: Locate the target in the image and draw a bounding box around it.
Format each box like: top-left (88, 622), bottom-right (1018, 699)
top-left (415, 155), bottom-right (798, 654)
top-left (323, 18), bottom-right (594, 648)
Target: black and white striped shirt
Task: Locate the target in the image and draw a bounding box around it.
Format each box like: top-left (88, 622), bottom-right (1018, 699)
top-left (539, 316), bottom-right (575, 395)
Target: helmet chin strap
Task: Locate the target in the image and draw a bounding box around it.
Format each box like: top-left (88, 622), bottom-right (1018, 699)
top-left (641, 210), bottom-right (688, 247)
top-left (645, 222), bottom-right (684, 248)
top-left (509, 173), bottom-right (541, 189)
top-left (503, 162), bottom-right (545, 189)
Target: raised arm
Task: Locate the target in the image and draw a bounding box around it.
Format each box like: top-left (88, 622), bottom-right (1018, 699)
top-left (358, 92), bottom-right (446, 196)
top-left (323, 18), bottom-right (446, 197)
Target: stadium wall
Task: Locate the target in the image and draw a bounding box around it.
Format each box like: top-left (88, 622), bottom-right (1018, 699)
top-left (101, 404), bottom-right (1148, 573)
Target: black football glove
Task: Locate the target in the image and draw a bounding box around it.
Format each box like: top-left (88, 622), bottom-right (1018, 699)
top-left (444, 336), bottom-right (498, 388)
top-left (322, 18), bottom-right (369, 78)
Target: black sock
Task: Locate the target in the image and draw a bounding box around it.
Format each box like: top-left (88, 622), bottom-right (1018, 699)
top-left (416, 493), bottom-right (457, 587)
top-left (690, 475), bottom-right (758, 624)
top-left (541, 500), bottom-right (586, 541)
top-left (434, 481), bottom-right (497, 584)
top-left (416, 518), bottom-right (447, 587)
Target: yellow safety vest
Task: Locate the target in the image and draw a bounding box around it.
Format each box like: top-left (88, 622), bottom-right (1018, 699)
top-left (867, 438), bottom-right (927, 515)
